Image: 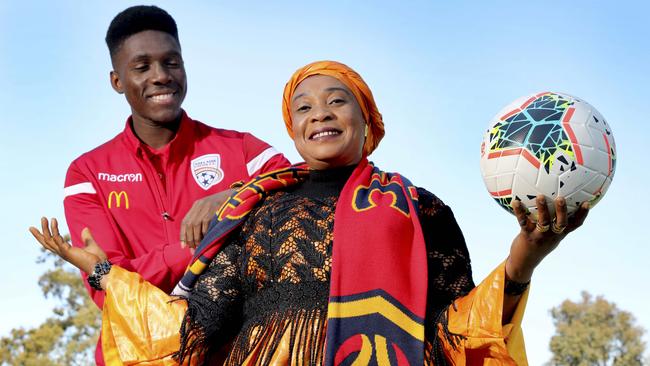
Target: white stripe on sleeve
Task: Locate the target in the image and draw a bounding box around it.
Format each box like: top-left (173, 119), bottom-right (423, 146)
top-left (246, 147), bottom-right (280, 177)
top-left (63, 182), bottom-right (97, 198)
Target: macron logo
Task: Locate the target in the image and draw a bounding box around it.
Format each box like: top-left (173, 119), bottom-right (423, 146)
top-left (98, 172), bottom-right (143, 183)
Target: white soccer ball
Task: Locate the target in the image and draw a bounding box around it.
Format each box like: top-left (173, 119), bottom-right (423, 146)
top-left (479, 92), bottom-right (616, 219)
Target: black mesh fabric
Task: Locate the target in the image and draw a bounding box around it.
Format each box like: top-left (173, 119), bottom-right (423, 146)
top-left (178, 167), bottom-right (475, 365)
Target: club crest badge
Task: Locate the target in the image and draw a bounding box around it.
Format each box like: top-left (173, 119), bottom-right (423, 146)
top-left (191, 154), bottom-right (224, 190)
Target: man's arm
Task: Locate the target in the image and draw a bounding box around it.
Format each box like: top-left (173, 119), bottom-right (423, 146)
top-left (242, 133), bottom-right (291, 178)
top-left (180, 134), bottom-right (291, 248)
top-left (64, 161), bottom-right (190, 307)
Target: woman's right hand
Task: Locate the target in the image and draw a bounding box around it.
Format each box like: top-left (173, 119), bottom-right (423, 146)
top-left (29, 217), bottom-right (106, 275)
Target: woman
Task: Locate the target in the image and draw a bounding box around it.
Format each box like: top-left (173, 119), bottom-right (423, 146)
top-left (32, 61), bottom-right (588, 365)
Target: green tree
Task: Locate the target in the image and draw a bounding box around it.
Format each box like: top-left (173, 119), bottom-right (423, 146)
top-left (549, 291), bottom-right (646, 366)
top-left (0, 239), bottom-right (100, 366)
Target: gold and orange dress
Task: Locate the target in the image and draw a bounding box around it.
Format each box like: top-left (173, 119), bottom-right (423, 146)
top-left (101, 167), bottom-right (528, 365)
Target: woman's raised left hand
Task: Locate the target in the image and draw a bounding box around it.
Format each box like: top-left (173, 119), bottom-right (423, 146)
top-left (505, 195), bottom-right (589, 283)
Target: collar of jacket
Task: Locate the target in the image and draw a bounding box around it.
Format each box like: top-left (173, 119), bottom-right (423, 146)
top-left (121, 109), bottom-right (194, 159)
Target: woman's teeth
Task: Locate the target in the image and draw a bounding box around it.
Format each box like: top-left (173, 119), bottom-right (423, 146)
top-left (312, 131), bottom-right (340, 139)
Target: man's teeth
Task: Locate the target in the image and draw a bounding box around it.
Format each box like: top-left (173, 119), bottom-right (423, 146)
top-left (151, 93), bottom-right (174, 101)
top-left (312, 131), bottom-right (340, 139)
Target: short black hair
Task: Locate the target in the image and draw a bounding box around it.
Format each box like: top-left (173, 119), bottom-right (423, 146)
top-left (106, 5), bottom-right (179, 57)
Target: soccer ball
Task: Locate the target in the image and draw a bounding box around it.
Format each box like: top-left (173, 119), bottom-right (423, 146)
top-left (479, 92), bottom-right (616, 219)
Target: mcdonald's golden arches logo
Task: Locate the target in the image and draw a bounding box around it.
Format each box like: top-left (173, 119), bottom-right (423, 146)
top-left (108, 191), bottom-right (129, 209)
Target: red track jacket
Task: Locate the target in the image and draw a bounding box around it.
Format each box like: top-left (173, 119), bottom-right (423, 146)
top-left (64, 111), bottom-right (289, 309)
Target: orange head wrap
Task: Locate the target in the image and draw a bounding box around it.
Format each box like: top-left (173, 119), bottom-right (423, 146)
top-left (282, 60), bottom-right (385, 156)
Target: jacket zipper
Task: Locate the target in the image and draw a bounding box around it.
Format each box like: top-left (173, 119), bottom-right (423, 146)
top-left (141, 153), bottom-right (173, 244)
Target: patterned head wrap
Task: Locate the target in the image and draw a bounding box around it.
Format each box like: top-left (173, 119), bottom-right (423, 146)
top-left (282, 60), bottom-right (385, 156)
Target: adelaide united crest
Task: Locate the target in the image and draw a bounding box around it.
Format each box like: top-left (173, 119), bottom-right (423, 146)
top-left (191, 154), bottom-right (224, 190)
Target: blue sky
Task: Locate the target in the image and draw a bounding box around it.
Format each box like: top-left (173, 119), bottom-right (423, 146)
top-left (1, 1), bottom-right (648, 364)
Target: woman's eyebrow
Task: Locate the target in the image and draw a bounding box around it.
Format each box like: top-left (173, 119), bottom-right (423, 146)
top-left (292, 92), bottom-right (307, 102)
top-left (292, 87), bottom-right (351, 102)
top-left (325, 87), bottom-right (352, 96)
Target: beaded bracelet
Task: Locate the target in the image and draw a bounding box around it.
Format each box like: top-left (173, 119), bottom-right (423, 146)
top-left (504, 278), bottom-right (530, 296)
top-left (87, 260), bottom-right (112, 291)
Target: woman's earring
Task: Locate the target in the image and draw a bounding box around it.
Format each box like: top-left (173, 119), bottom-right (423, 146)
top-left (364, 124), bottom-right (369, 137)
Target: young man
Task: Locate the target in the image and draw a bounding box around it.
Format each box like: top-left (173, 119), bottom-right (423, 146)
top-left (62, 6), bottom-right (289, 364)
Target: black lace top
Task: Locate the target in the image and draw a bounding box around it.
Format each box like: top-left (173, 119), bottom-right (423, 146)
top-left (178, 166), bottom-right (474, 365)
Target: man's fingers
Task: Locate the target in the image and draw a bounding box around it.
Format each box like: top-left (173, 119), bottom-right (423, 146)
top-left (185, 202), bottom-right (209, 248)
top-left (180, 205), bottom-right (199, 248)
top-left (185, 223), bottom-right (195, 249)
top-left (180, 222), bottom-right (187, 248)
top-left (201, 218), bottom-right (210, 236)
top-left (197, 202), bottom-right (212, 236)
top-left (192, 224), bottom-right (202, 249)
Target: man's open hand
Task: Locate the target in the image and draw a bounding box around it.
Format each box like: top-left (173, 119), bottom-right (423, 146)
top-left (180, 189), bottom-right (235, 249)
